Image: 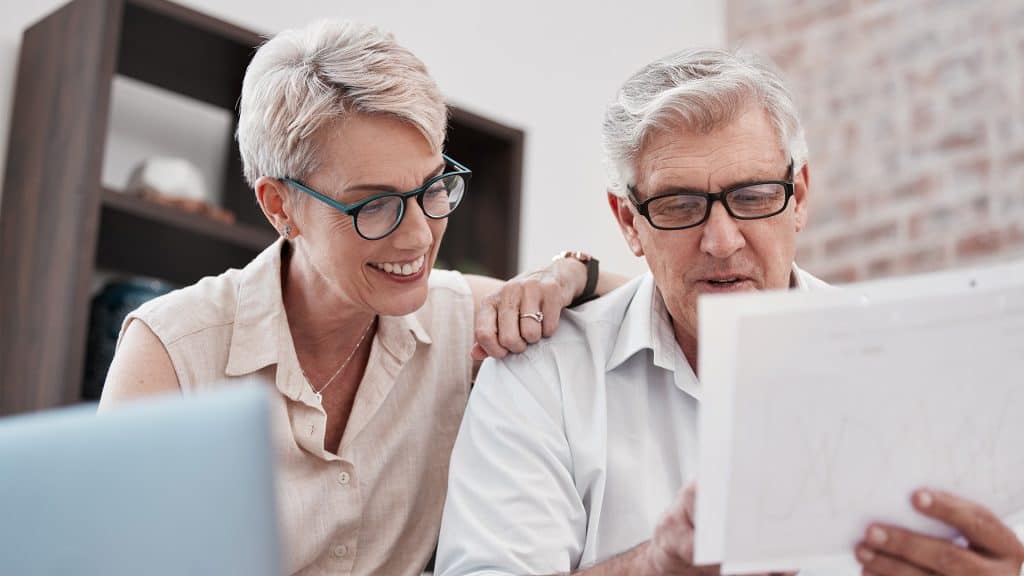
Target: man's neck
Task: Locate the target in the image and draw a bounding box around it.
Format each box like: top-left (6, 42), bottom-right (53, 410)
top-left (672, 322), bottom-right (699, 377)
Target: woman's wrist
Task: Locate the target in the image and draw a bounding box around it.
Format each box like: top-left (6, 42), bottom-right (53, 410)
top-left (553, 250), bottom-right (600, 307)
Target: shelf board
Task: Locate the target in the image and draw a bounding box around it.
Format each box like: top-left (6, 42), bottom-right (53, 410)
top-left (101, 188), bottom-right (275, 250)
top-left (97, 188), bottom-right (276, 285)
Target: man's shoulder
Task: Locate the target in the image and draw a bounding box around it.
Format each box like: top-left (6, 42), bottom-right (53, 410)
top-left (477, 275), bottom-right (646, 403)
top-left (521, 274), bottom-right (642, 362)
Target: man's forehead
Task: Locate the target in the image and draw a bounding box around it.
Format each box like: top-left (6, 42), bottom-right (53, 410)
top-left (637, 144), bottom-right (786, 193)
top-left (634, 107), bottom-right (786, 192)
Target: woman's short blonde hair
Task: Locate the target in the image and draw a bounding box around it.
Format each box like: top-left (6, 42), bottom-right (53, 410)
top-left (237, 19), bottom-right (448, 187)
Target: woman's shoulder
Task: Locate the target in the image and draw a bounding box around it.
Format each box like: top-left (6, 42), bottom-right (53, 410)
top-left (412, 269), bottom-right (474, 333)
top-left (426, 268), bottom-right (472, 298)
top-left (129, 268), bottom-right (245, 346)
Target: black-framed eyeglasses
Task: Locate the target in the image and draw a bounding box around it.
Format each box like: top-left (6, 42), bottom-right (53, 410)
top-left (627, 161), bottom-right (795, 231)
top-left (281, 154), bottom-right (472, 240)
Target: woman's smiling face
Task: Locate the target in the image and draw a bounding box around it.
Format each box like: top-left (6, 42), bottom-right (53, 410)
top-left (292, 113), bottom-right (449, 317)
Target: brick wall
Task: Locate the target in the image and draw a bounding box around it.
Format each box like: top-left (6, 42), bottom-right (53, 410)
top-left (728, 0), bottom-right (1024, 282)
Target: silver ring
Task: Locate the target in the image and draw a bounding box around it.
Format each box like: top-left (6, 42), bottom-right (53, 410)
top-left (518, 311), bottom-right (544, 323)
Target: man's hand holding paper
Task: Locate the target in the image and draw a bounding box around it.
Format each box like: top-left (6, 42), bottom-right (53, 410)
top-left (856, 489), bottom-right (1024, 576)
top-left (696, 260), bottom-right (1024, 575)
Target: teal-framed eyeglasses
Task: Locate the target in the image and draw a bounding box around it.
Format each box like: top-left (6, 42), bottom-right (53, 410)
top-left (281, 154), bottom-right (471, 240)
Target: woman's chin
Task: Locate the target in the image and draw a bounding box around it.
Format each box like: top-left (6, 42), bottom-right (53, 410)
top-left (360, 261), bottom-right (434, 316)
top-left (367, 284), bottom-right (430, 317)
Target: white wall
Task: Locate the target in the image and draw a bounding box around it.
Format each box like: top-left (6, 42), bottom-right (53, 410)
top-left (0, 0), bottom-right (725, 276)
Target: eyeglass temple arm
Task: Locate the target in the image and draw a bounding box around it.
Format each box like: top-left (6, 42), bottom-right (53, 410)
top-left (443, 153), bottom-right (471, 173)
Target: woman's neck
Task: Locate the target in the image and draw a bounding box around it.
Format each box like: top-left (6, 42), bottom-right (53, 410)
top-left (280, 242), bottom-right (376, 356)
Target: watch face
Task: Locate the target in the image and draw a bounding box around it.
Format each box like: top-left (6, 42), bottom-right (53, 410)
top-left (566, 251), bottom-right (591, 262)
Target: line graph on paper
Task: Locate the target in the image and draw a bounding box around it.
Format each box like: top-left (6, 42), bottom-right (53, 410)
top-left (719, 284), bottom-right (1024, 565)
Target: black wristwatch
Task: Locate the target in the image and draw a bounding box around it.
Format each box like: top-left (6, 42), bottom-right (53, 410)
top-left (554, 251), bottom-right (600, 308)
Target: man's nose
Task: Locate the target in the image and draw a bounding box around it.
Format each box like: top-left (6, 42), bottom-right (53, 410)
top-left (699, 201), bottom-right (746, 258)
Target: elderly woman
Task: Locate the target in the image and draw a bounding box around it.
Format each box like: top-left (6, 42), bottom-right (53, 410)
top-left (99, 19), bottom-right (618, 576)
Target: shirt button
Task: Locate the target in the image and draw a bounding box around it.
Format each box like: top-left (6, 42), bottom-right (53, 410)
top-left (333, 544), bottom-right (348, 558)
top-left (337, 471), bottom-right (351, 486)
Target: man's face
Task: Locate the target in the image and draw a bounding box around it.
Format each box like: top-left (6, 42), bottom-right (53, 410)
top-left (610, 106), bottom-right (809, 356)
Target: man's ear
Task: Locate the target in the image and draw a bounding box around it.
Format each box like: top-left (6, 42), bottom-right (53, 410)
top-left (793, 162), bottom-right (810, 233)
top-left (255, 176), bottom-right (299, 237)
top-left (608, 191), bottom-right (644, 257)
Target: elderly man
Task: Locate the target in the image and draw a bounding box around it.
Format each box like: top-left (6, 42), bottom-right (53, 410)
top-left (435, 49), bottom-right (1024, 576)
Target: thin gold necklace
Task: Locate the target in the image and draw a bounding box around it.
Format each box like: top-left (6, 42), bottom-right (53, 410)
top-left (304, 318), bottom-right (375, 404)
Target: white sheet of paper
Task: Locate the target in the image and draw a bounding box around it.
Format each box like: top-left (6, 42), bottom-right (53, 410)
top-left (694, 260), bottom-right (1024, 574)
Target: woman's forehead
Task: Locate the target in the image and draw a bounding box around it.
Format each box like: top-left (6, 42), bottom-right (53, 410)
top-left (308, 115), bottom-right (442, 192)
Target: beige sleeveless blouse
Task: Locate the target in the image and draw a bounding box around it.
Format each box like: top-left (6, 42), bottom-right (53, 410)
top-left (121, 238), bottom-right (474, 575)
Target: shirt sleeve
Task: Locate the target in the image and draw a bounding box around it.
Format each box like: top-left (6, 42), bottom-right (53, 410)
top-left (436, 352), bottom-right (587, 576)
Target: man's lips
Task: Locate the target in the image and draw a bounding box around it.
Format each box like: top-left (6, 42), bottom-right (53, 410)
top-left (697, 274), bottom-right (752, 284)
top-left (692, 274), bottom-right (759, 292)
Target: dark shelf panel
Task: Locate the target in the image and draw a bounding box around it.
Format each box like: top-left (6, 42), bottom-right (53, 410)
top-left (97, 189), bottom-right (276, 285)
top-left (101, 189), bottom-right (275, 250)
top-left (444, 106), bottom-right (524, 279)
top-left (118, 0), bottom-right (261, 112)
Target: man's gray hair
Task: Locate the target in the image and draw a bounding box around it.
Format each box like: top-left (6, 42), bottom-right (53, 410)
top-left (237, 19), bottom-right (447, 188)
top-left (602, 48), bottom-right (808, 196)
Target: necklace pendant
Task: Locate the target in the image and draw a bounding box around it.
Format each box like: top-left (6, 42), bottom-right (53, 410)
top-left (312, 391), bottom-right (322, 404)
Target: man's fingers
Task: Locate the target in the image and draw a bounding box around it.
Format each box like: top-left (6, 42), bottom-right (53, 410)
top-left (651, 501), bottom-right (697, 570)
top-left (682, 481), bottom-right (698, 529)
top-left (912, 488), bottom-right (1023, 557)
top-left (855, 545), bottom-right (934, 576)
top-left (860, 524), bottom-right (986, 576)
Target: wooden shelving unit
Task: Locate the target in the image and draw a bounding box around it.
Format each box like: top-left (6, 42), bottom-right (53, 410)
top-left (0, 0), bottom-right (523, 415)
top-left (98, 189), bottom-right (278, 284)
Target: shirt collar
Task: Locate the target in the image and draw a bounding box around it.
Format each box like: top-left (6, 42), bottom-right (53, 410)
top-left (790, 261), bottom-right (809, 290)
top-left (606, 273), bottom-right (666, 372)
top-left (225, 238), bottom-right (287, 377)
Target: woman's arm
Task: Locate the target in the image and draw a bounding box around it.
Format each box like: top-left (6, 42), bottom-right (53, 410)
top-left (97, 320), bottom-right (181, 412)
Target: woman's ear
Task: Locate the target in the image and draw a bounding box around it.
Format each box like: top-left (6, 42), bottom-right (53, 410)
top-left (255, 177), bottom-right (298, 238)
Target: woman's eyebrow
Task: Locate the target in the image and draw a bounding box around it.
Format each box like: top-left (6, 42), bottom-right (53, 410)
top-left (342, 161), bottom-right (447, 195)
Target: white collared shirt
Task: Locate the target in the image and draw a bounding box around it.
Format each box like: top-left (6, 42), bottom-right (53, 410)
top-left (436, 265), bottom-right (848, 576)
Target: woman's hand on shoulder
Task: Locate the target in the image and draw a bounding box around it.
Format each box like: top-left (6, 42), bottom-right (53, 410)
top-left (97, 320), bottom-right (180, 412)
top-left (466, 257), bottom-right (591, 362)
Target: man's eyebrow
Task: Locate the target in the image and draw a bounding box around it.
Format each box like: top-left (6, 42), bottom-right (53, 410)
top-left (649, 170), bottom-right (789, 197)
top-left (647, 184), bottom-right (707, 197)
top-left (341, 161), bottom-right (447, 195)
top-left (720, 176), bottom-right (785, 190)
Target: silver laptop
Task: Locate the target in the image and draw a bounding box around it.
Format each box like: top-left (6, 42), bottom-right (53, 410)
top-left (0, 385), bottom-right (281, 575)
